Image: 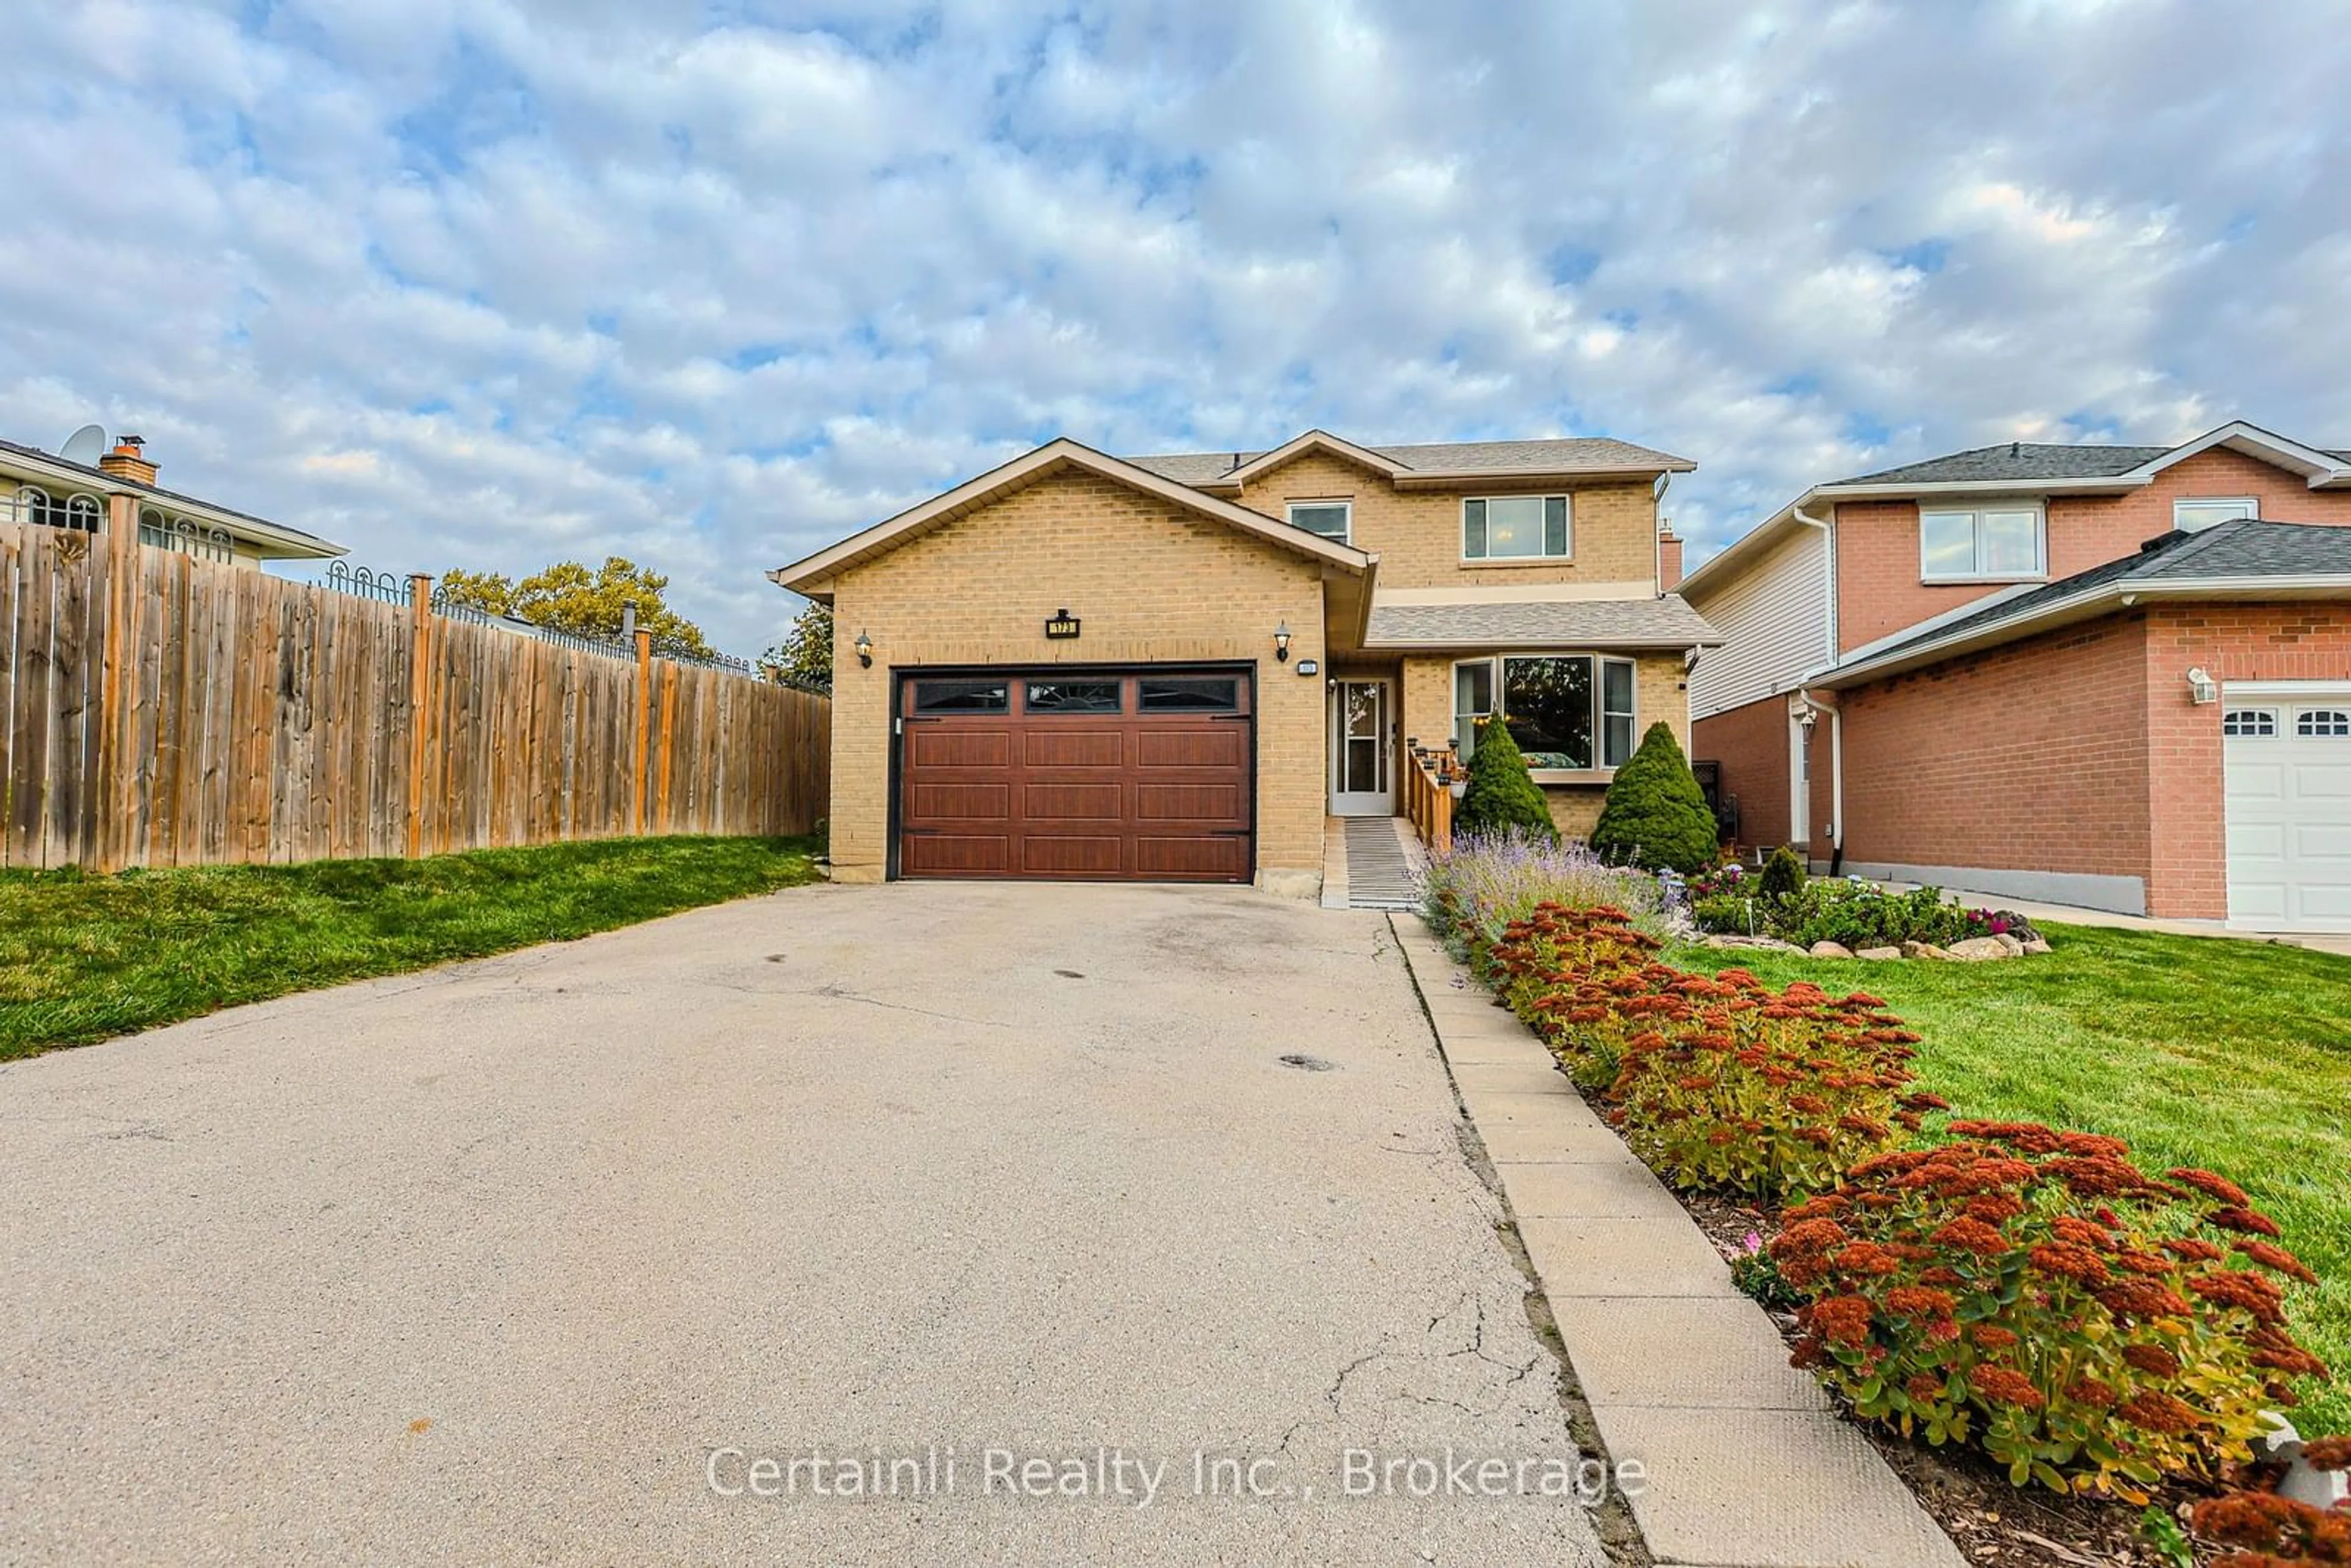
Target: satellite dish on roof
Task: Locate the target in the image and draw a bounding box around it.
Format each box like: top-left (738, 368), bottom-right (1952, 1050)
top-left (59, 424), bottom-right (107, 466)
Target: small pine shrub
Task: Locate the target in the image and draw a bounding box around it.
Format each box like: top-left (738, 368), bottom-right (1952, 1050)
top-left (1771, 1123), bottom-right (2330, 1501)
top-left (1589, 722), bottom-right (1719, 873)
top-left (1454, 718), bottom-right (1559, 844)
top-left (1760, 845), bottom-right (1807, 901)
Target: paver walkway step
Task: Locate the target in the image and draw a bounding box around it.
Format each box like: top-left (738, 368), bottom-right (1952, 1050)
top-left (1391, 912), bottom-right (1968, 1568)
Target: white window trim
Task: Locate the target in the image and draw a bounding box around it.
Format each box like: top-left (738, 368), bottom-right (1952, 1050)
top-left (1918, 502), bottom-right (2047, 584)
top-left (1461, 495), bottom-right (1573, 563)
top-left (1287, 498), bottom-right (1353, 544)
top-left (2173, 496), bottom-right (2260, 531)
top-left (1449, 651), bottom-right (1638, 776)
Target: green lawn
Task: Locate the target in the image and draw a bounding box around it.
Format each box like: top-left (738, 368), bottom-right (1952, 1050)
top-left (1676, 923), bottom-right (2351, 1436)
top-left (0, 836), bottom-right (823, 1060)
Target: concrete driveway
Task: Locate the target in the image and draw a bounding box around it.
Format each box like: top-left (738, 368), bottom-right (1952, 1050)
top-left (0, 883), bottom-right (1613, 1566)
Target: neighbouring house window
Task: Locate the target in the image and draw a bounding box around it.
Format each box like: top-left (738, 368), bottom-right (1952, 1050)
top-left (1138, 676), bottom-right (1239, 711)
top-left (1463, 495), bottom-right (1571, 560)
top-left (2175, 497), bottom-right (2259, 531)
top-left (1288, 500), bottom-right (1352, 542)
top-left (2222, 708), bottom-right (2277, 737)
top-left (912, 679), bottom-right (1010, 713)
top-left (2298, 708), bottom-right (2351, 737)
top-left (1919, 506), bottom-right (2043, 580)
top-left (1025, 680), bottom-right (1121, 713)
top-left (1452, 654), bottom-right (1637, 769)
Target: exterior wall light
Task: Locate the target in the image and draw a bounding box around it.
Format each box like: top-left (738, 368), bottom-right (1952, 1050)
top-left (1274, 621), bottom-right (1292, 662)
top-left (2186, 667), bottom-right (2218, 704)
top-left (855, 629), bottom-right (874, 669)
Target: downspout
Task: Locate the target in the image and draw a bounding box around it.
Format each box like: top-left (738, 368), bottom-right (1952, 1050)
top-left (1790, 499), bottom-right (1844, 869)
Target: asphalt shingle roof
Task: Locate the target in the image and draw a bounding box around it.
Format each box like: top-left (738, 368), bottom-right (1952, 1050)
top-left (1832, 443), bottom-right (2173, 487)
top-left (1858, 519), bottom-right (2351, 664)
top-left (1364, 595), bottom-right (1720, 648)
top-left (1127, 436), bottom-right (1691, 483)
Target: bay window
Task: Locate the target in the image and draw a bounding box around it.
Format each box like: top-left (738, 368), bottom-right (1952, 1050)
top-left (1452, 653), bottom-right (1638, 770)
top-left (1919, 506), bottom-right (2043, 580)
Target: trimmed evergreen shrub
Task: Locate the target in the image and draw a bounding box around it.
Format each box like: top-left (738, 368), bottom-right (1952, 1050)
top-left (1760, 844), bottom-right (1807, 901)
top-left (1589, 721), bottom-right (1718, 872)
top-left (1453, 718), bottom-right (1559, 843)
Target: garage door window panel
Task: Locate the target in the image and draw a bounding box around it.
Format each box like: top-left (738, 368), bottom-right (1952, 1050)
top-left (915, 679), bottom-right (1011, 713)
top-left (2224, 709), bottom-right (2278, 737)
top-left (1139, 677), bottom-right (1240, 711)
top-left (1026, 680), bottom-right (1122, 713)
top-left (2300, 709), bottom-right (2351, 737)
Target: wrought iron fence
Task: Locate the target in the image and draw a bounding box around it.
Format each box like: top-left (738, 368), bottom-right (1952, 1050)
top-left (651, 636), bottom-right (754, 676)
top-left (317, 561), bottom-right (763, 672)
top-left (321, 561), bottom-right (415, 606)
top-left (7, 484), bottom-right (105, 533)
top-left (138, 508), bottom-right (236, 565)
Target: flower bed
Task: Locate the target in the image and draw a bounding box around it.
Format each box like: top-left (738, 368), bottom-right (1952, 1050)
top-left (1689, 868), bottom-right (2041, 956)
top-left (1431, 891), bottom-right (2336, 1523)
top-left (1420, 829), bottom-right (1665, 956)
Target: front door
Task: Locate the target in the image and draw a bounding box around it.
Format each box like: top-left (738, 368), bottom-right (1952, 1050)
top-left (1328, 678), bottom-right (1394, 816)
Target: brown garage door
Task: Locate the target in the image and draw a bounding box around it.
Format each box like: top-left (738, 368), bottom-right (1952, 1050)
top-left (897, 668), bottom-right (1253, 882)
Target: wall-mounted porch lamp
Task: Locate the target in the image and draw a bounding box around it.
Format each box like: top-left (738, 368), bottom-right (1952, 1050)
top-left (855, 629), bottom-right (874, 669)
top-left (1273, 621), bottom-right (1292, 662)
top-left (2186, 667), bottom-right (2218, 704)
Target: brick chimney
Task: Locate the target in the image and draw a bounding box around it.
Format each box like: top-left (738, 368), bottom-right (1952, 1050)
top-left (1658, 520), bottom-right (1684, 593)
top-left (98, 435), bottom-right (157, 486)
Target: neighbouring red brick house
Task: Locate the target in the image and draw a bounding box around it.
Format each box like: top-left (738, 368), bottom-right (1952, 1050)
top-left (1679, 422), bottom-right (2351, 931)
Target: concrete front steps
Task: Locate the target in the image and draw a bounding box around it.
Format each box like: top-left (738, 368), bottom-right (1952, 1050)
top-left (1393, 913), bottom-right (1968, 1568)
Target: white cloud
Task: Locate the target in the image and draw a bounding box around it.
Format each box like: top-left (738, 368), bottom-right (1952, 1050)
top-left (2, 0), bottom-right (2347, 652)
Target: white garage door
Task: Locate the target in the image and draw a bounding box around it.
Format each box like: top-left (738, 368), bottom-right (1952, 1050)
top-left (2224, 684), bottom-right (2351, 931)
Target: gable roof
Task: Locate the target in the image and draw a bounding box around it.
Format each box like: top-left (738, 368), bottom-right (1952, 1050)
top-left (0, 437), bottom-right (344, 560)
top-left (768, 437), bottom-right (1374, 598)
top-left (1820, 518), bottom-right (2351, 688)
top-left (1681, 419), bottom-right (2351, 602)
top-left (1127, 432), bottom-right (1695, 492)
top-left (1834, 443), bottom-right (2172, 487)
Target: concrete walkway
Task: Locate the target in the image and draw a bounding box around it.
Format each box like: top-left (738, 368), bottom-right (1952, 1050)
top-left (1, 883), bottom-right (1611, 1567)
top-left (1390, 914), bottom-right (1967, 1568)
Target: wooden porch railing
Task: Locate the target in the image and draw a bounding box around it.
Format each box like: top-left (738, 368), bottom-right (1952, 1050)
top-left (1402, 737), bottom-right (1461, 854)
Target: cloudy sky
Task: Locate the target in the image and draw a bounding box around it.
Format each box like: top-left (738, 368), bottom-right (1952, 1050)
top-left (4, 1), bottom-right (2347, 653)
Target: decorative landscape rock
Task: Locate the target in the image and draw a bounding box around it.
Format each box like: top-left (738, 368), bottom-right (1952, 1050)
top-left (1943, 936), bottom-right (2012, 961)
top-left (1993, 932), bottom-right (2026, 956)
top-left (2022, 936), bottom-right (2052, 955)
top-left (1701, 934), bottom-right (1803, 952)
top-left (1807, 940), bottom-right (1854, 959)
top-left (1855, 946), bottom-right (1902, 961)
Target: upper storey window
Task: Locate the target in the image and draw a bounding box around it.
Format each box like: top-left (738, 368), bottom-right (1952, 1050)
top-left (1463, 495), bottom-right (1570, 560)
top-left (1286, 500), bottom-right (1352, 542)
top-left (1919, 505), bottom-right (2043, 582)
top-left (2173, 497), bottom-right (2258, 532)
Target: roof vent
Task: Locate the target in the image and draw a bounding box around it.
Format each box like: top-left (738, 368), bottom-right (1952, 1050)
top-left (2011, 441), bottom-right (2021, 458)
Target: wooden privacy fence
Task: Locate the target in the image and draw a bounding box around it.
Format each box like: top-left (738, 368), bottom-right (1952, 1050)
top-left (0, 503), bottom-right (830, 871)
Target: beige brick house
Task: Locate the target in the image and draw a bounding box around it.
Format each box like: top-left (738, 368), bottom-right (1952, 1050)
top-left (770, 430), bottom-right (1717, 895)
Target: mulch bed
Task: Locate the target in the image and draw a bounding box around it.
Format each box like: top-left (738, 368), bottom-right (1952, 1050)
top-left (1676, 1185), bottom-right (2223, 1567)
